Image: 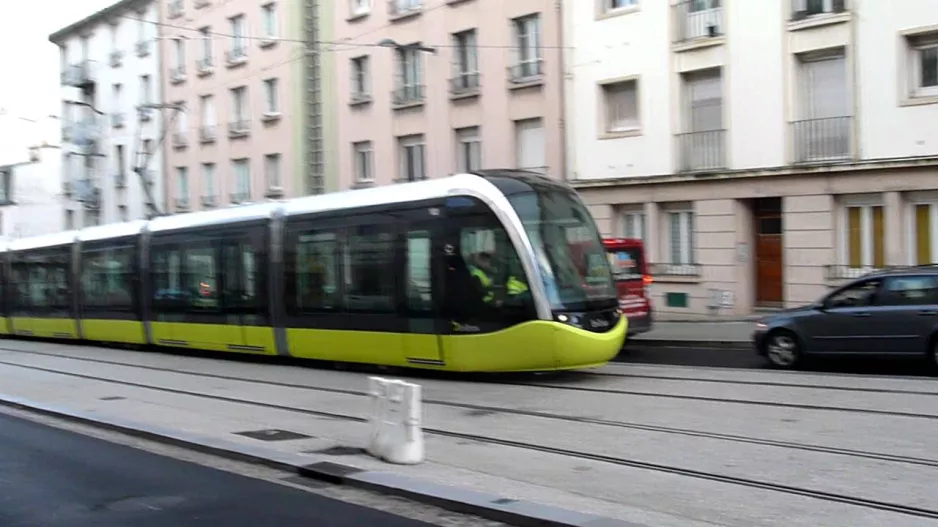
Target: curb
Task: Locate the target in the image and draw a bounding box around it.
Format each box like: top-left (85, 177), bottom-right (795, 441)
top-left (0, 394), bottom-right (645, 527)
top-left (627, 339), bottom-right (751, 350)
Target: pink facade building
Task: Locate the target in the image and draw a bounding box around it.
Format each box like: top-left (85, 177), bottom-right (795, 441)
top-left (335, 0), bottom-right (565, 189)
top-left (158, 0), bottom-right (333, 211)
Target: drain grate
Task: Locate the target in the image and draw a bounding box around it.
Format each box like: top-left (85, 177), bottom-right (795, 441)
top-left (491, 498), bottom-right (518, 505)
top-left (303, 446), bottom-right (366, 456)
top-left (233, 429), bottom-right (312, 442)
top-left (99, 396), bottom-right (126, 401)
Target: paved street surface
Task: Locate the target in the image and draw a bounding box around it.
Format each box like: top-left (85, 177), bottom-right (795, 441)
top-left (0, 411), bottom-right (437, 527)
top-left (628, 321), bottom-right (753, 347)
top-left (0, 339), bottom-right (936, 527)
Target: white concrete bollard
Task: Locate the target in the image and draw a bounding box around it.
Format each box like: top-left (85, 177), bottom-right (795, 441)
top-left (365, 376), bottom-right (424, 465)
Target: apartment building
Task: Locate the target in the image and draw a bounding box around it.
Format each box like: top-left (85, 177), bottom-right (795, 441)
top-left (50, 0), bottom-right (165, 228)
top-left (335, 0), bottom-right (563, 189)
top-left (565, 0), bottom-right (938, 317)
top-left (159, 0), bottom-right (336, 212)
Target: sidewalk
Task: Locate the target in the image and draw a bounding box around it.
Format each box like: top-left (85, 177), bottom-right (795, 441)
top-left (628, 320), bottom-right (755, 349)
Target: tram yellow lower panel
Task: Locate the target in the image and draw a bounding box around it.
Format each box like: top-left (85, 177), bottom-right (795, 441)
top-left (81, 320), bottom-right (147, 344)
top-left (285, 328), bottom-right (408, 365)
top-left (0, 317), bottom-right (9, 335)
top-left (151, 322), bottom-right (277, 355)
top-left (12, 317), bottom-right (79, 339)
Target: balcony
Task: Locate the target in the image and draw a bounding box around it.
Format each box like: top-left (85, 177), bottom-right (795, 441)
top-left (228, 120), bottom-right (250, 138)
top-left (449, 72), bottom-right (481, 98)
top-left (201, 195), bottom-right (217, 208)
top-left (170, 66), bottom-right (186, 84)
top-left (138, 107), bottom-right (153, 122)
top-left (648, 262), bottom-right (702, 278)
top-left (172, 131), bottom-right (188, 148)
top-left (349, 91), bottom-right (372, 105)
top-left (175, 197), bottom-right (189, 211)
top-left (197, 57), bottom-right (213, 76)
top-left (391, 84), bottom-right (425, 108)
top-left (226, 47), bottom-right (247, 67)
top-left (110, 112), bottom-right (125, 128)
top-left (672, 0), bottom-right (724, 47)
top-left (109, 50), bottom-right (123, 67)
top-left (507, 60), bottom-right (543, 87)
top-left (136, 40), bottom-right (150, 57)
top-left (230, 191), bottom-right (250, 204)
top-left (194, 0), bottom-right (210, 6)
top-left (65, 118), bottom-right (103, 145)
top-left (791, 116), bottom-right (852, 163)
top-left (61, 62), bottom-right (94, 87)
top-left (199, 125), bottom-right (216, 143)
top-left (114, 172), bottom-right (127, 188)
top-left (387, 0), bottom-right (422, 20)
top-left (676, 129), bottom-right (726, 172)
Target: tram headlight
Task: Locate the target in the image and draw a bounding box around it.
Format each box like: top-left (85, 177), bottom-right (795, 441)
top-left (555, 313), bottom-right (582, 328)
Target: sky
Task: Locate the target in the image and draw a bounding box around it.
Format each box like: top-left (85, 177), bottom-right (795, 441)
top-left (0, 0), bottom-right (114, 121)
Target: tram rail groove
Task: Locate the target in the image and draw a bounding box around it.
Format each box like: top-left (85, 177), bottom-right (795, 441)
top-left (0, 350), bottom-right (937, 471)
top-left (0, 359), bottom-right (937, 520)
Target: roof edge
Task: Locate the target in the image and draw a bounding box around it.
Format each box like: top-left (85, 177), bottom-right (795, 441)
top-left (49, 0), bottom-right (151, 44)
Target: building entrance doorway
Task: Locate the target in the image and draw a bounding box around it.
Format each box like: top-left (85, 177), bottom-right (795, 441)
top-left (754, 197), bottom-right (783, 306)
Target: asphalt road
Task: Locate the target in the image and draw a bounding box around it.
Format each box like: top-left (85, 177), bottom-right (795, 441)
top-left (0, 413), bottom-right (435, 527)
top-left (618, 343), bottom-right (933, 376)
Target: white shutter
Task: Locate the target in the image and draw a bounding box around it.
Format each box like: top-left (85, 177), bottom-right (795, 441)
top-left (515, 118), bottom-right (545, 173)
top-left (802, 56), bottom-right (847, 118)
top-left (686, 70), bottom-right (722, 131)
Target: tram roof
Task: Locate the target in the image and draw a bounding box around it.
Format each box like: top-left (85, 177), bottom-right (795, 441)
top-left (8, 229), bottom-right (79, 251)
top-left (78, 219), bottom-right (148, 242)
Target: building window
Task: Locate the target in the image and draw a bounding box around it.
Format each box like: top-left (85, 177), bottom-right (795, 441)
top-left (794, 50), bottom-right (850, 162)
top-left (202, 163), bottom-right (216, 200)
top-left (200, 94), bottom-right (214, 125)
top-left (350, 56), bottom-right (369, 98)
top-left (455, 127), bottom-right (481, 172)
top-left (514, 118), bottom-right (545, 174)
top-left (139, 74), bottom-right (151, 104)
top-left (398, 135), bottom-right (425, 182)
top-left (261, 3), bottom-right (277, 38)
top-left (510, 15), bottom-right (542, 79)
top-left (601, 79), bottom-right (639, 134)
top-left (265, 153), bottom-right (281, 189)
top-left (230, 14), bottom-right (246, 56)
top-left (232, 159), bottom-right (250, 202)
top-left (350, 0), bottom-right (371, 16)
top-left (906, 32), bottom-right (938, 99)
top-left (843, 202), bottom-right (884, 269)
top-left (176, 167), bottom-right (189, 206)
top-left (621, 210), bottom-right (646, 241)
top-left (679, 68), bottom-right (724, 171)
top-left (792, 0), bottom-right (846, 18)
top-left (452, 29), bottom-right (479, 90)
top-left (199, 26), bottom-right (212, 62)
top-left (231, 86), bottom-right (248, 124)
top-left (666, 208), bottom-right (695, 266)
top-left (173, 38), bottom-right (185, 70)
top-left (353, 141), bottom-right (373, 183)
top-left (394, 46), bottom-right (423, 104)
top-left (913, 203), bottom-right (938, 265)
top-left (263, 78), bottom-right (279, 113)
top-left (604, 0), bottom-right (636, 13)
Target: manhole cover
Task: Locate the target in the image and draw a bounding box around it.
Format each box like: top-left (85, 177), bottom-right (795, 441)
top-left (233, 429), bottom-right (312, 442)
top-left (97, 495), bottom-right (186, 512)
top-left (303, 446), bottom-right (366, 456)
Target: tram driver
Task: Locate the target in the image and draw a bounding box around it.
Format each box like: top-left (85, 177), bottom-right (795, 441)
top-left (469, 251), bottom-right (530, 307)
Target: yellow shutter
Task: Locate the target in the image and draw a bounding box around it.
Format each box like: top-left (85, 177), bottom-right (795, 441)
top-left (847, 206), bottom-right (861, 267)
top-left (916, 204), bottom-right (932, 265)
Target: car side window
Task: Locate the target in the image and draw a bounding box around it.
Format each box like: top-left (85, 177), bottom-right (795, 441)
top-left (879, 276), bottom-right (938, 306)
top-left (826, 279), bottom-right (882, 308)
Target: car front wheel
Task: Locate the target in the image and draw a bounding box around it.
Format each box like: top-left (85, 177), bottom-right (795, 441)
top-left (765, 330), bottom-right (801, 369)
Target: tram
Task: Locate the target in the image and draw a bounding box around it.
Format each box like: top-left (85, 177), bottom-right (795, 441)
top-left (0, 170), bottom-right (626, 372)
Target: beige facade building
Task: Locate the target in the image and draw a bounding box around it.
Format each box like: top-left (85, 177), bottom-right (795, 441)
top-left (334, 0), bottom-right (564, 189)
top-left (159, 0), bottom-right (336, 211)
top-left (565, 0), bottom-right (938, 317)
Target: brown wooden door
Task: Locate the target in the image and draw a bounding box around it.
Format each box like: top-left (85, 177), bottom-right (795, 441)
top-left (754, 199), bottom-right (784, 305)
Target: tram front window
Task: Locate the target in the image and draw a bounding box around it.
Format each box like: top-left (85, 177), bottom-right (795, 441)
top-left (507, 188), bottom-right (617, 312)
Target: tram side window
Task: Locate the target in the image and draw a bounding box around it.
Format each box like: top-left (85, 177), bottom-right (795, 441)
top-left (24, 252), bottom-right (69, 311)
top-left (222, 242), bottom-right (258, 308)
top-left (455, 224), bottom-right (535, 322)
top-left (81, 247), bottom-right (134, 310)
top-left (10, 259), bottom-right (31, 310)
top-left (184, 244), bottom-right (219, 311)
top-left (152, 247), bottom-right (182, 303)
top-left (294, 231), bottom-right (340, 311)
top-left (345, 226), bottom-right (395, 313)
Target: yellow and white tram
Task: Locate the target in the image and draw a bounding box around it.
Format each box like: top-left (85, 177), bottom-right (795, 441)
top-left (0, 170), bottom-right (626, 372)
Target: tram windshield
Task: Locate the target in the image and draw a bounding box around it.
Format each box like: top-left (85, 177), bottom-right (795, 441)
top-left (507, 188), bottom-right (617, 312)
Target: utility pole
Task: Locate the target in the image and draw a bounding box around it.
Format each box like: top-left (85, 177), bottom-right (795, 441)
top-left (133, 102), bottom-right (184, 218)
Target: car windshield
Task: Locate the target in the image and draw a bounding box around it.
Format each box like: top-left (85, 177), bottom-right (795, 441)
top-left (507, 188), bottom-right (617, 311)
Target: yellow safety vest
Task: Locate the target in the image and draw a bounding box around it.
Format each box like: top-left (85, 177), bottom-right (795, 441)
top-left (507, 276), bottom-right (528, 295)
top-left (470, 266), bottom-right (494, 303)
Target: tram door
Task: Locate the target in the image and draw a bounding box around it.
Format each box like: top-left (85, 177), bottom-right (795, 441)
top-left (400, 207), bottom-right (446, 366)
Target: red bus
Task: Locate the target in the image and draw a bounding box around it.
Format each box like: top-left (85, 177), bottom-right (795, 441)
top-left (603, 238), bottom-right (653, 336)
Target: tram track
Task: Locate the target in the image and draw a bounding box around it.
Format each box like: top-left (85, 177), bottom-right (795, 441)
top-left (0, 351), bottom-right (937, 521)
top-left (0, 346), bottom-right (936, 470)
